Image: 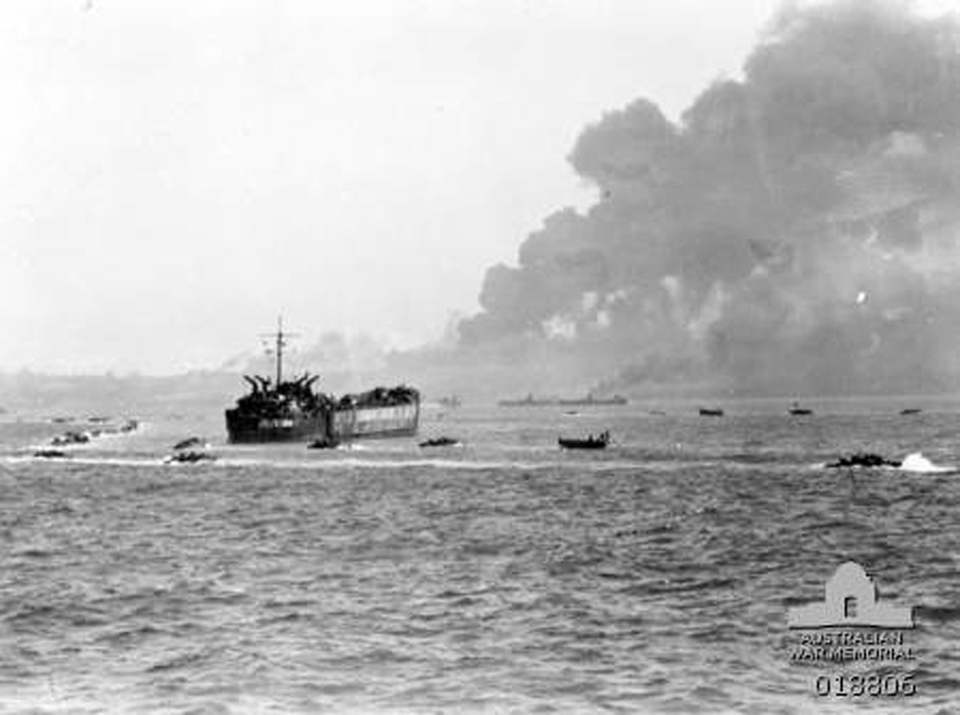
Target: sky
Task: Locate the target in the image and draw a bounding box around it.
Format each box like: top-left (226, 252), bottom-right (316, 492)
top-left (1, 0), bottom-right (957, 374)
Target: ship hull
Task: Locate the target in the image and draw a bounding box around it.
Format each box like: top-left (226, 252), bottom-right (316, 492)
top-left (330, 403), bottom-right (419, 440)
top-left (225, 402), bottom-right (419, 444)
top-left (224, 411), bottom-right (329, 443)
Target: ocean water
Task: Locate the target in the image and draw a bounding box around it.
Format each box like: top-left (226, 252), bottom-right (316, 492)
top-left (1, 399), bottom-right (959, 714)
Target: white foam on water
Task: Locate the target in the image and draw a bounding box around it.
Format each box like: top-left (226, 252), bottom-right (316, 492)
top-left (899, 451), bottom-right (957, 473)
top-left (5, 453), bottom-right (707, 474)
top-left (336, 442), bottom-right (369, 451)
top-left (218, 456), bottom-right (563, 471)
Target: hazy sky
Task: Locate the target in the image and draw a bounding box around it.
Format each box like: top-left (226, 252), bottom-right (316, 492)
top-left (1, 0), bottom-right (956, 374)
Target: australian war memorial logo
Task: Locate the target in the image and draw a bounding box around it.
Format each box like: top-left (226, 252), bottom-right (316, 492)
top-left (786, 562), bottom-right (918, 699)
top-left (788, 561), bottom-right (913, 630)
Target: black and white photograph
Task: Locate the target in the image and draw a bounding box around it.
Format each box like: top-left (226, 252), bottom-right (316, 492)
top-left (1, 0), bottom-right (959, 712)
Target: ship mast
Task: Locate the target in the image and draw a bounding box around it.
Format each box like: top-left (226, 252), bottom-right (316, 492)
top-left (275, 316), bottom-right (284, 387)
top-left (262, 316), bottom-right (298, 388)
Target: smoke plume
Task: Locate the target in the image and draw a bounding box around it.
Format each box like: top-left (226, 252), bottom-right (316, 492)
top-left (458, 0), bottom-right (960, 395)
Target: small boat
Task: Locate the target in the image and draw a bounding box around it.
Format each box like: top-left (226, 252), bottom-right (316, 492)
top-left (173, 436), bottom-right (208, 451)
top-left (825, 451), bottom-right (958, 473)
top-left (558, 431), bottom-right (610, 450)
top-left (164, 451), bottom-right (218, 464)
top-left (307, 436), bottom-right (341, 449)
top-left (419, 436), bottom-right (461, 448)
top-left (825, 452), bottom-right (899, 469)
top-left (438, 395), bottom-right (462, 409)
top-left (899, 408), bottom-right (922, 415)
top-left (698, 407), bottom-right (724, 417)
top-left (33, 449), bottom-right (70, 459)
top-left (51, 431), bottom-right (91, 446)
top-left (788, 402), bottom-right (813, 416)
top-left (118, 419), bottom-right (139, 433)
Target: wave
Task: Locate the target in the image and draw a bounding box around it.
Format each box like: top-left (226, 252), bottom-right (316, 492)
top-left (4, 452), bottom-right (571, 471)
top-left (212, 456), bottom-right (621, 472)
top-left (3, 452), bottom-right (794, 474)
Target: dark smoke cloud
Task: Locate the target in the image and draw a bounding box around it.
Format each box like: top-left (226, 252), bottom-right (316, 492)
top-left (458, 0), bottom-right (960, 395)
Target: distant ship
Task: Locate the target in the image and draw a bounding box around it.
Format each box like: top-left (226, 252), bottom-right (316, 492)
top-left (225, 319), bottom-right (419, 443)
top-left (698, 407), bottom-right (724, 417)
top-left (497, 394), bottom-right (555, 407)
top-left (557, 393), bottom-right (628, 406)
top-left (558, 431), bottom-right (611, 450)
top-left (788, 402), bottom-right (814, 416)
top-left (498, 393), bottom-right (627, 407)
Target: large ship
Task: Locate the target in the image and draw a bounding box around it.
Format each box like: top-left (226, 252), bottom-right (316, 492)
top-left (557, 393), bottom-right (628, 406)
top-left (225, 319), bottom-right (419, 444)
top-left (498, 392), bottom-right (628, 407)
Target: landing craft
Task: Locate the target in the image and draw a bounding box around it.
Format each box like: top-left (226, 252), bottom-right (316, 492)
top-left (224, 318), bottom-right (420, 443)
top-left (558, 431), bottom-right (611, 450)
top-left (419, 436), bottom-right (461, 448)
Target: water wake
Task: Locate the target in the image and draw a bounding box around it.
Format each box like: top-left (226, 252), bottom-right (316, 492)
top-left (898, 452), bottom-right (958, 474)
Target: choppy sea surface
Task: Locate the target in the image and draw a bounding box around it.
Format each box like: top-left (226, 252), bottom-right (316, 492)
top-left (1, 397), bottom-right (959, 714)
